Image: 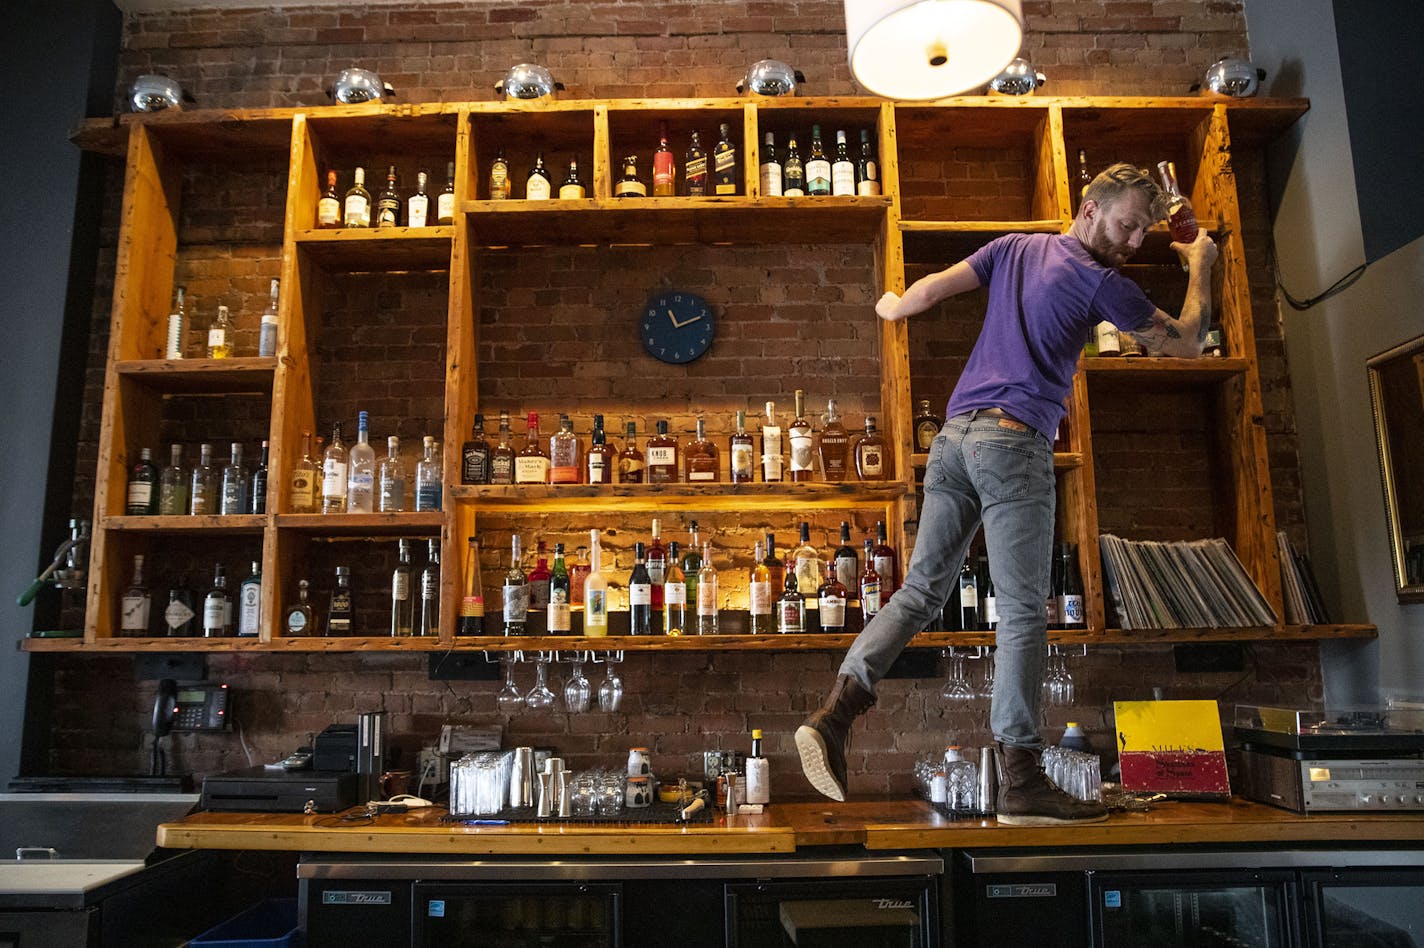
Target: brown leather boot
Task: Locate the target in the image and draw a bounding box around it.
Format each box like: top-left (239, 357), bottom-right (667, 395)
top-left (795, 675), bottom-right (876, 802)
top-left (994, 742), bottom-right (1109, 826)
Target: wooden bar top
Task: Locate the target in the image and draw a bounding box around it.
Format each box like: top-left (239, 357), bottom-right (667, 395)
top-left (158, 798), bottom-right (1424, 856)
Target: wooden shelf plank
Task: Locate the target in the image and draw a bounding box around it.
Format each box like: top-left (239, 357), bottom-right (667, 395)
top-left (102, 514), bottom-right (267, 534)
top-left (450, 481), bottom-right (907, 511)
top-left (115, 358), bottom-right (276, 394)
top-left (294, 227), bottom-right (454, 271)
top-left (1082, 356), bottom-right (1248, 383)
top-left (274, 512), bottom-right (444, 536)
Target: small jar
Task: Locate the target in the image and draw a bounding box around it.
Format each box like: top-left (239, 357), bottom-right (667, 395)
top-left (625, 775), bottom-right (651, 808)
top-left (627, 747), bottom-right (651, 777)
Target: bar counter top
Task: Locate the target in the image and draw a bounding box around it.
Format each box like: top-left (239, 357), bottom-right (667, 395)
top-left (157, 798), bottom-right (1424, 856)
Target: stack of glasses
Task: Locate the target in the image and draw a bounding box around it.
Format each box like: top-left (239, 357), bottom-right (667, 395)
top-left (449, 751), bottom-right (513, 816)
top-left (1041, 746), bottom-right (1101, 802)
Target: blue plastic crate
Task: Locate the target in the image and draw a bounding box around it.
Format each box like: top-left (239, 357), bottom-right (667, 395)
top-left (190, 898), bottom-right (300, 948)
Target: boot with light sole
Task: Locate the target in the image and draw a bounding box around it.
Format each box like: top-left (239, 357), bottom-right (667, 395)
top-left (795, 675), bottom-right (876, 802)
top-left (995, 742), bottom-right (1109, 826)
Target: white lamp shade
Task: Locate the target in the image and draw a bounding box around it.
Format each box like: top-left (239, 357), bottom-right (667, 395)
top-left (845, 0), bottom-right (1024, 100)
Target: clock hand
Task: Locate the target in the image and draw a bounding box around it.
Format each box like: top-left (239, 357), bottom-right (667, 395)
top-left (668, 313), bottom-right (704, 329)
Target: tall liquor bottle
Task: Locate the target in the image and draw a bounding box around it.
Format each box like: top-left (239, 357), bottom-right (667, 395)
top-left (459, 537), bottom-right (484, 635)
top-left (818, 560), bottom-right (848, 634)
top-left (219, 442), bottom-right (248, 515)
top-left (663, 541), bottom-right (687, 635)
top-left (488, 149), bottom-right (510, 200)
top-left (569, 544), bottom-right (589, 607)
top-left (763, 532), bottom-right (785, 596)
top-left (956, 556), bottom-right (979, 631)
top-left (792, 522), bottom-right (821, 628)
top-left (378, 437), bottom-right (405, 512)
top-left (165, 285), bottom-right (186, 359)
top-left (120, 554), bottom-right (151, 636)
top-left (437, 161), bottom-right (457, 223)
top-left (854, 416), bottom-right (888, 481)
top-left (1056, 542), bottom-right (1085, 629)
top-left (782, 135), bottom-right (805, 196)
top-left (391, 538), bottom-right (414, 636)
top-left (375, 165), bottom-right (401, 227)
top-left (749, 539), bottom-right (773, 634)
top-left (830, 129), bottom-right (855, 196)
top-left (526, 152), bottom-right (552, 200)
top-left (547, 543), bottom-right (571, 635)
top-left (164, 578), bottom-right (197, 637)
top-left (615, 155), bottom-right (646, 198)
top-left (317, 170), bottom-right (341, 228)
top-left (346, 410), bottom-right (376, 513)
top-left (759, 131), bottom-right (781, 196)
top-left (646, 420), bottom-right (678, 484)
top-left (628, 541), bottom-right (653, 635)
top-left (712, 123), bottom-right (737, 195)
top-left (872, 520), bottom-right (899, 598)
top-left (818, 399), bottom-right (849, 481)
top-left (489, 410), bottom-right (515, 485)
top-left (646, 518), bottom-right (667, 629)
top-left (777, 569), bottom-right (805, 634)
top-left (559, 158), bottom-right (585, 199)
top-left (285, 580), bottom-right (314, 637)
top-left (805, 125), bottom-right (831, 196)
top-left (327, 566), bottom-right (353, 635)
top-left (207, 305), bottom-right (233, 358)
top-left (617, 421), bottom-right (645, 483)
top-left (549, 413), bottom-right (580, 484)
top-left (683, 416), bottom-right (719, 482)
top-left (859, 539), bottom-right (881, 623)
top-left (514, 412), bottom-right (550, 484)
top-left (586, 414), bottom-right (616, 484)
top-left (202, 563), bottom-right (231, 638)
top-left (1075, 149), bottom-right (1092, 213)
top-left (681, 521), bottom-right (702, 609)
top-left (914, 399), bottom-right (942, 452)
top-left (584, 529), bottom-right (608, 637)
top-left (761, 401), bottom-right (783, 482)
top-left (730, 409), bottom-right (755, 483)
top-left (158, 443), bottom-right (187, 515)
top-left (1157, 160), bottom-right (1198, 243)
top-left (321, 423), bottom-right (348, 514)
top-left (461, 413), bottom-right (490, 485)
top-left (258, 278), bottom-right (279, 358)
top-left (189, 443), bottom-right (217, 516)
top-left (833, 522), bottom-right (859, 593)
top-left (415, 436), bottom-right (442, 511)
top-left (126, 447), bottom-right (159, 515)
top-left (684, 131), bottom-right (708, 196)
top-left (237, 560), bottom-right (262, 637)
top-left (407, 170), bottom-right (430, 226)
top-left (695, 542), bottom-right (718, 635)
top-left (856, 129), bottom-right (881, 196)
top-left (344, 166), bottom-right (371, 227)
top-left (419, 539), bottom-right (440, 636)
top-left (502, 534), bottom-right (528, 635)
top-left (787, 389), bottom-right (814, 482)
top-left (653, 121), bottom-right (675, 196)
top-left (978, 555), bottom-right (998, 630)
top-left (289, 431), bottom-right (317, 513)
top-left (527, 540), bottom-right (551, 612)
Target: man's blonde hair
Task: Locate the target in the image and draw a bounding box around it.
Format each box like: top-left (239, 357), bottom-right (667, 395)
top-left (1082, 162), bottom-right (1164, 219)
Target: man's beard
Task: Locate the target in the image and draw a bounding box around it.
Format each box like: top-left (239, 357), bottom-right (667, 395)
top-left (1084, 219), bottom-right (1136, 268)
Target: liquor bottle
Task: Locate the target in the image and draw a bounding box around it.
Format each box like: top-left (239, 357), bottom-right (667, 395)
top-left (321, 423), bottom-right (348, 514)
top-left (258, 278), bottom-right (279, 358)
top-left (289, 431), bottom-right (317, 514)
top-left (684, 131), bottom-right (708, 196)
top-left (437, 161), bottom-right (457, 224)
top-left (615, 155), bottom-right (646, 198)
top-left (219, 442), bottom-right (247, 515)
top-left (859, 539), bottom-right (882, 623)
top-left (514, 412), bottom-right (550, 484)
top-left (782, 134), bottom-right (805, 197)
top-left (526, 152), bottom-right (552, 200)
top-left (914, 399), bottom-right (942, 452)
top-left (527, 540), bottom-right (551, 611)
top-left (957, 556), bottom-right (979, 631)
top-left (488, 149), bottom-right (510, 200)
top-left (833, 522), bottom-right (859, 593)
top-left (461, 414), bottom-right (491, 485)
top-left (120, 554), bottom-right (151, 636)
top-left (490, 410), bottom-right (515, 485)
top-left (1057, 542), bottom-right (1085, 628)
top-left (415, 435), bottom-right (443, 511)
top-left (696, 541), bottom-right (718, 635)
top-left (1119, 330), bottom-right (1145, 357)
top-left (1094, 321), bottom-right (1121, 356)
top-left (1204, 326), bottom-right (1225, 357)
top-left (617, 420), bottom-right (645, 483)
top-left (502, 534), bottom-right (528, 635)
top-left (547, 542), bottom-right (571, 635)
top-left (830, 129), bottom-right (855, 196)
top-left (792, 522), bottom-right (821, 627)
top-left (872, 520), bottom-right (899, 598)
top-left (646, 518), bottom-right (667, 629)
top-left (712, 122), bottom-right (737, 195)
top-left (1075, 149), bottom-right (1092, 213)
top-left (749, 540), bottom-right (773, 634)
top-left (761, 400), bottom-right (783, 482)
top-left (646, 420), bottom-right (678, 484)
top-left (1047, 548), bottom-right (1062, 629)
top-left (787, 389), bottom-right (814, 482)
top-left (202, 563), bottom-right (230, 637)
top-left (250, 440), bottom-right (269, 514)
top-left (559, 158), bottom-right (586, 199)
top-left (158, 444), bottom-right (187, 515)
top-left (419, 539), bottom-right (440, 636)
top-left (681, 521), bottom-right (703, 610)
top-left (854, 415), bottom-right (888, 481)
top-left (285, 579), bottom-right (314, 637)
top-left (586, 414), bottom-right (616, 484)
top-left (549, 413), bottom-right (580, 484)
top-left (744, 728), bottom-right (770, 804)
top-left (805, 125), bottom-right (831, 196)
top-left (163, 579), bottom-right (197, 637)
top-left (344, 166), bottom-right (371, 227)
top-left (407, 169), bottom-right (430, 227)
top-left (777, 569), bottom-right (805, 634)
top-left (730, 409), bottom-right (755, 483)
top-left (237, 560), bottom-right (262, 637)
top-left (165, 285), bottom-right (186, 359)
top-left (819, 399), bottom-right (849, 481)
top-left (1157, 160), bottom-right (1199, 244)
top-left (189, 443), bottom-right (217, 515)
top-left (763, 532), bottom-right (785, 596)
top-left (375, 165), bottom-right (401, 227)
top-left (818, 560), bottom-right (848, 634)
top-left (207, 305), bottom-right (233, 358)
top-left (584, 529), bottom-right (608, 637)
top-left (979, 555), bottom-right (998, 630)
top-left (759, 131), bottom-right (781, 196)
top-left (628, 541), bottom-right (653, 635)
top-left (390, 538), bottom-right (414, 636)
top-left (327, 566), bottom-right (353, 635)
top-left (347, 411), bottom-right (376, 513)
top-left (126, 447), bottom-right (159, 515)
top-left (569, 544), bottom-right (589, 607)
top-left (459, 537), bottom-right (484, 635)
top-left (856, 129), bottom-right (881, 196)
top-left (683, 416), bottom-right (720, 482)
top-left (653, 121), bottom-right (675, 196)
top-left (317, 169), bottom-right (341, 228)
top-left (664, 540), bottom-right (687, 635)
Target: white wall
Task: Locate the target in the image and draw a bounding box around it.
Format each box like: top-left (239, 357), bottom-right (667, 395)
top-left (1245, 0), bottom-right (1424, 704)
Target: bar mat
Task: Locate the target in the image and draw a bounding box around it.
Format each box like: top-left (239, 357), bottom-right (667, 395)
top-left (443, 801), bottom-right (713, 826)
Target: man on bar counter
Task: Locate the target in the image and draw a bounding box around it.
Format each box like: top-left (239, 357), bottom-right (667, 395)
top-left (796, 163), bottom-right (1219, 825)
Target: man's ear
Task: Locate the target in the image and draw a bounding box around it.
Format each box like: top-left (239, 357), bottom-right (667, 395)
top-left (1079, 198), bottom-right (1099, 224)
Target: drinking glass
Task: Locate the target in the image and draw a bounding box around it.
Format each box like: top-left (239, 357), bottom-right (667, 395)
top-left (598, 652), bottom-right (624, 712)
top-left (596, 771), bottom-right (625, 815)
top-left (525, 653), bottom-right (556, 710)
top-left (564, 653), bottom-right (591, 713)
top-left (975, 651), bottom-right (995, 703)
top-left (496, 653), bottom-right (525, 713)
top-left (939, 651), bottom-right (974, 704)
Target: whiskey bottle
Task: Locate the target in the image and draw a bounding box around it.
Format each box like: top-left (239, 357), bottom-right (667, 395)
top-left (202, 563), bottom-right (231, 637)
top-left (489, 410), bottom-right (515, 485)
top-left (792, 522), bottom-right (821, 628)
top-left (856, 130), bottom-right (881, 196)
top-left (1157, 160), bottom-right (1199, 244)
top-left (321, 423), bottom-right (348, 514)
top-left (872, 521), bottom-right (899, 598)
top-left (548, 542), bottom-right (571, 635)
top-left (258, 278), bottom-right (279, 358)
top-left (219, 442), bottom-right (248, 515)
top-left (914, 399), bottom-right (942, 451)
top-left (787, 389), bottom-right (814, 482)
top-left (819, 399), bottom-right (849, 481)
top-left (437, 161), bottom-right (456, 223)
top-left (317, 169), bottom-right (341, 228)
top-left (237, 560), bottom-right (262, 637)
top-left (664, 540), bottom-right (687, 635)
top-left (782, 135), bottom-right (805, 196)
top-left (684, 131), bottom-right (708, 196)
top-left (617, 421), bottom-right (645, 483)
top-left (763, 532), bottom-right (785, 596)
top-left (375, 165), bottom-right (401, 227)
top-left (586, 413), bottom-right (616, 484)
top-left (488, 149), bottom-right (509, 200)
top-left (818, 560), bottom-right (848, 634)
top-left (628, 541), bottom-right (653, 635)
top-left (1075, 149), bottom-right (1092, 214)
top-left (526, 152), bottom-right (552, 200)
top-left (749, 539), bottom-right (773, 634)
top-left (830, 129), bottom-right (855, 196)
top-left (207, 305), bottom-right (233, 358)
top-left (344, 166), bottom-right (371, 227)
top-left (407, 169), bottom-right (430, 227)
top-left (854, 415), bottom-right (888, 481)
top-left (158, 443), bottom-right (187, 515)
top-left (120, 554), bottom-right (151, 636)
top-left (833, 522), bottom-right (859, 593)
top-left (165, 285), bottom-right (186, 359)
top-left (415, 435), bottom-right (442, 511)
top-left (805, 125), bottom-right (831, 196)
top-left (646, 519), bottom-right (667, 629)
top-left (712, 123), bottom-right (737, 195)
top-left (327, 566), bottom-right (353, 635)
top-left (549, 413), bottom-right (580, 483)
top-left (615, 155), bottom-right (647, 198)
top-left (189, 443), bottom-right (217, 516)
top-left (569, 543), bottom-right (589, 608)
top-left (759, 131), bottom-right (781, 197)
top-left (289, 431), bottom-right (317, 514)
top-left (695, 542), bottom-right (718, 635)
top-left (502, 534), bottom-right (528, 635)
top-left (164, 580), bottom-right (197, 637)
top-left (584, 529), bottom-right (608, 637)
top-left (461, 413), bottom-right (491, 485)
top-left (377, 436), bottom-right (404, 512)
top-left (285, 579), bottom-right (314, 637)
top-left (761, 400), bottom-right (783, 482)
top-left (419, 539), bottom-right (440, 636)
top-left (859, 539), bottom-right (881, 622)
top-left (730, 409), bottom-right (755, 483)
top-left (126, 447), bottom-right (159, 515)
top-left (514, 412), bottom-right (550, 484)
top-left (559, 158), bottom-right (586, 199)
top-left (646, 420), bottom-right (679, 484)
top-left (684, 416), bottom-right (720, 482)
top-left (347, 411), bottom-right (375, 514)
top-left (653, 121), bottom-right (676, 196)
top-left (390, 538), bottom-right (414, 637)
top-left (459, 537), bottom-right (484, 635)
top-left (250, 440), bottom-right (269, 515)
top-left (777, 569), bottom-right (805, 634)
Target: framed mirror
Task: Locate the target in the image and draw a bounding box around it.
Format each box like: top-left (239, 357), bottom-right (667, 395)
top-left (1368, 334), bottom-right (1424, 602)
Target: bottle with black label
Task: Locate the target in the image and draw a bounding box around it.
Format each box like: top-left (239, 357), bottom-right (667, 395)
top-left (461, 413), bottom-right (491, 485)
top-left (629, 542), bottom-right (653, 635)
top-left (375, 165), bottom-right (401, 227)
top-left (327, 566), bottom-right (353, 635)
top-left (163, 578), bottom-right (197, 637)
top-left (685, 131), bottom-right (708, 196)
top-left (782, 135), bottom-right (805, 196)
top-left (419, 539), bottom-right (440, 637)
top-left (712, 123), bottom-right (737, 195)
top-left (856, 129), bottom-right (881, 196)
top-left (615, 155), bottom-right (646, 198)
top-left (1057, 543), bottom-right (1085, 628)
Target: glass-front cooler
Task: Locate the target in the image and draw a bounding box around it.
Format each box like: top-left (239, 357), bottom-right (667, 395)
top-left (1089, 870), bottom-right (1297, 948)
top-left (1299, 867), bottom-right (1424, 948)
top-left (414, 881), bottom-right (620, 948)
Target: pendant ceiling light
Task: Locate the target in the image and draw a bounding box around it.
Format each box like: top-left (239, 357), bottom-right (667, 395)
top-left (844, 0), bottom-right (1024, 100)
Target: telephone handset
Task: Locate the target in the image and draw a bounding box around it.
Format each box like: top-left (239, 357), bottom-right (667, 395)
top-left (151, 679), bottom-right (230, 736)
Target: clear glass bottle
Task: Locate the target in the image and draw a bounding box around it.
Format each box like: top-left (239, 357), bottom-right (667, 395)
top-left (628, 541), bottom-right (652, 635)
top-left (788, 389), bottom-right (814, 482)
top-left (1157, 159), bottom-right (1199, 244)
top-left (777, 569), bottom-right (805, 634)
top-left (250, 440), bottom-right (269, 515)
top-left (744, 728), bottom-right (770, 804)
top-left (806, 125), bottom-right (831, 196)
top-left (126, 447), bottom-right (159, 516)
top-left (681, 521), bottom-right (702, 609)
top-left (854, 415), bottom-right (888, 481)
top-left (321, 423), bottom-right (348, 514)
top-left (856, 129), bottom-right (881, 196)
top-left (792, 522), bottom-right (821, 627)
top-left (558, 158), bottom-right (585, 199)
top-left (378, 436), bottom-right (405, 512)
top-left (782, 135), bottom-right (805, 196)
top-left (617, 421), bottom-right (645, 483)
top-left (164, 578), bottom-right (197, 637)
top-left (549, 413), bottom-right (580, 484)
top-left (391, 538), bottom-right (414, 637)
top-left (285, 579), bottom-right (314, 637)
top-left (696, 541), bottom-right (718, 635)
top-left (759, 131), bottom-right (781, 197)
top-left (819, 399), bottom-right (849, 481)
top-left (459, 537), bottom-right (484, 636)
top-left (344, 166), bottom-right (371, 227)
top-left (189, 443), bottom-right (217, 516)
top-left (831, 128), bottom-right (855, 196)
top-left (663, 540), bottom-right (687, 635)
top-left (525, 152), bottom-right (552, 200)
top-left (502, 534), bottom-right (528, 635)
top-left (489, 149), bottom-right (509, 200)
top-left (407, 169), bottom-right (430, 227)
top-left (419, 539), bottom-right (440, 637)
top-left (438, 161), bottom-right (457, 224)
top-left (646, 420), bottom-right (678, 484)
top-left (237, 560), bottom-right (262, 637)
top-left (586, 413), bottom-right (616, 484)
top-left (730, 409), bottom-right (755, 483)
top-left (165, 285), bottom-right (186, 360)
top-left (415, 436), bottom-right (442, 511)
top-left (514, 412), bottom-right (550, 484)
top-left (749, 539), bottom-right (773, 634)
top-left (761, 400), bottom-right (783, 482)
top-left (547, 542), bottom-right (571, 635)
top-left (202, 563), bottom-right (230, 637)
top-left (120, 554), bottom-right (151, 637)
top-left (317, 169), bottom-right (341, 228)
top-left (489, 410), bottom-right (515, 485)
top-left (346, 410), bottom-right (376, 513)
top-left (207, 305), bottom-right (233, 359)
top-left (327, 566), bottom-right (353, 635)
top-left (683, 416), bottom-right (720, 482)
top-left (684, 131), bottom-right (707, 196)
top-left (219, 442), bottom-right (248, 515)
top-left (653, 121), bottom-right (675, 196)
top-left (158, 443), bottom-right (187, 516)
top-left (713, 122), bottom-right (737, 195)
top-left (583, 529), bottom-right (608, 637)
top-left (258, 278), bottom-right (279, 358)
top-left (289, 430), bottom-right (318, 514)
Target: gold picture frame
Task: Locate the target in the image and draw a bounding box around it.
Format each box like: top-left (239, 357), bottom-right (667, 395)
top-left (1367, 333), bottom-right (1424, 602)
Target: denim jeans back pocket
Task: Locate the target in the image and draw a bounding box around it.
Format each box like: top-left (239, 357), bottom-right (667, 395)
top-left (969, 428), bottom-right (1049, 502)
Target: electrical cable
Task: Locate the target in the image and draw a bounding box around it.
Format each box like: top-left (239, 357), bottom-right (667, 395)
top-left (1273, 249), bottom-right (1368, 311)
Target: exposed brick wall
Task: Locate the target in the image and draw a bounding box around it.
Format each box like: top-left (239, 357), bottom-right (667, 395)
top-left (44, 1), bottom-right (1322, 799)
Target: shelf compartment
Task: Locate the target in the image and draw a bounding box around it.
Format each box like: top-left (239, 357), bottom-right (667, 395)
top-left (103, 514), bottom-right (267, 534)
top-left (294, 227), bottom-right (454, 272)
top-left (115, 358), bottom-right (276, 394)
top-left (1082, 356), bottom-right (1248, 385)
top-left (451, 481), bottom-right (907, 511)
top-left (274, 512), bottom-right (445, 536)
top-left (900, 220), bottom-right (1062, 266)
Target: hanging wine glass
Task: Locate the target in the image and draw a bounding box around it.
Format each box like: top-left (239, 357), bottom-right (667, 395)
top-left (564, 652), bottom-right (591, 713)
top-left (975, 650), bottom-right (995, 703)
top-left (525, 652), bottom-right (556, 711)
top-left (598, 651), bottom-right (624, 712)
top-left (496, 652), bottom-right (524, 713)
top-left (939, 650), bottom-right (974, 704)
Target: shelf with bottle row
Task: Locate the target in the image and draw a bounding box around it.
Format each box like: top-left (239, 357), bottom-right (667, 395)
top-left (449, 481), bottom-right (908, 512)
top-left (113, 358), bottom-right (278, 395)
top-left (1079, 356), bottom-right (1250, 384)
top-left (272, 512), bottom-right (444, 536)
top-left (293, 227), bottom-right (456, 272)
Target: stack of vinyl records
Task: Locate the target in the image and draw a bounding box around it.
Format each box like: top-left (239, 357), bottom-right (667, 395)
top-left (1098, 535), bottom-right (1278, 629)
top-left (1277, 531), bottom-right (1330, 625)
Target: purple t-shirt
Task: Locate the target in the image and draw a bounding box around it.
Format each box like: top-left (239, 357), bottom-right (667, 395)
top-left (945, 233), bottom-right (1156, 438)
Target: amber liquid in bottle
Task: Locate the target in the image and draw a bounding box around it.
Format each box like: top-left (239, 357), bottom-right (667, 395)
top-left (489, 410), bottom-right (515, 485)
top-left (586, 413), bottom-right (616, 485)
top-left (854, 415), bottom-right (888, 481)
top-left (684, 417), bottom-right (720, 482)
top-left (653, 121), bottom-right (675, 197)
top-left (317, 169), bottom-right (341, 228)
top-left (818, 399), bottom-right (849, 482)
top-left (787, 389), bottom-right (814, 482)
top-left (617, 421), bottom-right (645, 483)
top-left (684, 131), bottom-right (708, 197)
top-left (646, 420), bottom-right (679, 484)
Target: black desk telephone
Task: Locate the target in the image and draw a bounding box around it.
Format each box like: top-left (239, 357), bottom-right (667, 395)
top-left (151, 679), bottom-right (230, 736)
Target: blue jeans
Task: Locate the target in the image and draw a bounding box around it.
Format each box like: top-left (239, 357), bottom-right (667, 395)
top-left (839, 411), bottom-right (1056, 748)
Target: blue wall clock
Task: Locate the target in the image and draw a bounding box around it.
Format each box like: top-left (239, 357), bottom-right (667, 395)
top-left (641, 291), bottom-right (714, 364)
